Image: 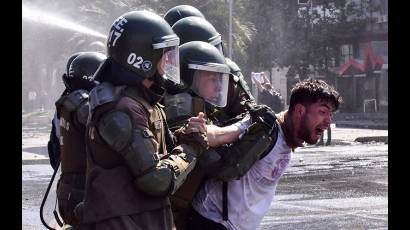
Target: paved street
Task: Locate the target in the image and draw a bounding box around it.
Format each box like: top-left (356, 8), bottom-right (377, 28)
top-left (22, 124), bottom-right (388, 230)
top-left (260, 142), bottom-right (387, 229)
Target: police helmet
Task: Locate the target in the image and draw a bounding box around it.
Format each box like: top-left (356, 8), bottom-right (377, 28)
top-left (106, 11), bottom-right (180, 85)
top-left (65, 52), bottom-right (84, 76)
top-left (88, 41), bottom-right (106, 53)
top-left (65, 52), bottom-right (106, 92)
top-left (180, 41), bottom-right (230, 107)
top-left (225, 57), bottom-right (242, 81)
top-left (164, 5), bottom-right (205, 27)
top-left (172, 16), bottom-right (224, 55)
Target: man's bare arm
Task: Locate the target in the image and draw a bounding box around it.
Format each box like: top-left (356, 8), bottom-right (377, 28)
top-left (185, 113), bottom-right (251, 147)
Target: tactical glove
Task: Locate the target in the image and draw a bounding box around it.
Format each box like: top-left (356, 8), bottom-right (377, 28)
top-left (173, 126), bottom-right (209, 156)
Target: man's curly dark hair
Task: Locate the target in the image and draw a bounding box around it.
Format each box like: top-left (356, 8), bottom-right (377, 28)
top-left (288, 78), bottom-right (342, 114)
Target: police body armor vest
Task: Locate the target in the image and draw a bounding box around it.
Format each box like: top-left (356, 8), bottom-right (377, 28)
top-left (55, 89), bottom-right (90, 225)
top-left (82, 82), bottom-right (169, 223)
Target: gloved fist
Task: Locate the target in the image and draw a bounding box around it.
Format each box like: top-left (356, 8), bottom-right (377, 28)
top-left (173, 129), bottom-right (209, 153)
top-left (245, 103), bottom-right (277, 132)
top-left (260, 109), bottom-right (277, 129)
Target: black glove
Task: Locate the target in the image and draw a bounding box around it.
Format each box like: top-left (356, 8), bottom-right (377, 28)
top-left (246, 103), bottom-right (277, 132)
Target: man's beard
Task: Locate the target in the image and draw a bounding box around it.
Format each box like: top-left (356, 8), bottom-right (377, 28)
top-left (298, 114), bottom-right (317, 145)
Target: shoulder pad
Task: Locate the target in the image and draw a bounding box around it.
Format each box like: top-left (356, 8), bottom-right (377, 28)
top-left (76, 100), bottom-right (90, 125)
top-left (98, 110), bottom-right (133, 152)
top-left (57, 89), bottom-right (89, 112)
top-left (89, 82), bottom-right (121, 112)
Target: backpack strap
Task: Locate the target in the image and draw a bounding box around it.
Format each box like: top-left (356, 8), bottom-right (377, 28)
top-left (222, 181), bottom-right (228, 221)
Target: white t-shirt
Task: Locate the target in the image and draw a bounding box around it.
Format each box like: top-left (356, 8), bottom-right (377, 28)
top-left (192, 124), bottom-right (292, 230)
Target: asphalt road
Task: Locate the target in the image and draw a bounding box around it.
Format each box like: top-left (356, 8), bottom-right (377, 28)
top-left (260, 143), bottom-right (387, 230)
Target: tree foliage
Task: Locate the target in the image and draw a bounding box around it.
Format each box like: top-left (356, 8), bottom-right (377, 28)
top-left (22, 0), bottom-right (378, 110)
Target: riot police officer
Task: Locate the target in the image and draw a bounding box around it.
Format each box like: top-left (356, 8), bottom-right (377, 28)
top-left (165, 16), bottom-right (270, 181)
top-left (55, 51), bottom-right (106, 227)
top-left (47, 51), bottom-right (84, 171)
top-left (79, 11), bottom-right (206, 229)
top-left (166, 40), bottom-right (230, 230)
top-left (163, 16), bottom-right (278, 230)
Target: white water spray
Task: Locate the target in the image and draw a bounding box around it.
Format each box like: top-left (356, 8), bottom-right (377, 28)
top-left (22, 4), bottom-right (106, 39)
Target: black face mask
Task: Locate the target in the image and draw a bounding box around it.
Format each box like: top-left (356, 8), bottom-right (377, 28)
top-left (149, 71), bottom-right (166, 95)
top-left (153, 71), bottom-right (165, 86)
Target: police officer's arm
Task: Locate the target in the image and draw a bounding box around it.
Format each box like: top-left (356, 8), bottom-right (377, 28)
top-left (97, 109), bottom-right (199, 197)
top-left (186, 111), bottom-right (277, 182)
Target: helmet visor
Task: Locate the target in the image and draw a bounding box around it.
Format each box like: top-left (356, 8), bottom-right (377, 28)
top-left (190, 69), bottom-right (229, 107)
top-left (162, 46), bottom-right (180, 84)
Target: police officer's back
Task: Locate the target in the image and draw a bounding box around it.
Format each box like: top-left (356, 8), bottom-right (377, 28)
top-left (48, 52), bottom-right (84, 171)
top-left (55, 51), bottom-right (106, 226)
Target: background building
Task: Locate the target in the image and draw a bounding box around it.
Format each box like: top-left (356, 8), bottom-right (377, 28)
top-left (334, 0), bottom-right (388, 113)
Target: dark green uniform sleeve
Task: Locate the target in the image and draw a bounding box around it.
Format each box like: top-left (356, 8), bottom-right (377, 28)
top-left (98, 110), bottom-right (199, 196)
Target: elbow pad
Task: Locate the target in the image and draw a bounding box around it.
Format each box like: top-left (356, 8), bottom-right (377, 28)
top-left (166, 145), bottom-right (197, 194)
top-left (134, 146), bottom-right (197, 196)
top-left (133, 165), bottom-right (174, 196)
